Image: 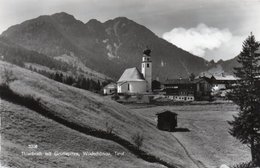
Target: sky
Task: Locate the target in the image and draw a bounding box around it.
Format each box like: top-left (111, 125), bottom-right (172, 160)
top-left (0, 0), bottom-right (260, 61)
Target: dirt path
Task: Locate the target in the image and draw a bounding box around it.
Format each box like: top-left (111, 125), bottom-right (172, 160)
top-left (171, 134), bottom-right (207, 168)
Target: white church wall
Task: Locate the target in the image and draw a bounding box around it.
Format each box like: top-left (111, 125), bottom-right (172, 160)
top-left (129, 81), bottom-right (146, 93)
top-left (117, 81), bottom-right (146, 94)
top-left (117, 83), bottom-right (127, 93)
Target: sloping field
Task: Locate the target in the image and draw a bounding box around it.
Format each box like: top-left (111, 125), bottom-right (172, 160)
top-left (0, 61), bottom-right (198, 168)
top-left (1, 100), bottom-right (163, 168)
top-left (132, 104), bottom-right (251, 168)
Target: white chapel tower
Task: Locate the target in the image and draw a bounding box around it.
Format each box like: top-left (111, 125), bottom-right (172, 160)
top-left (141, 47), bottom-right (152, 92)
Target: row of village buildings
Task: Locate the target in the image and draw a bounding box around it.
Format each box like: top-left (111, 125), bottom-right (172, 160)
top-left (104, 73), bottom-right (239, 101)
top-left (162, 74), bottom-right (238, 101)
top-left (103, 48), bottom-right (240, 101)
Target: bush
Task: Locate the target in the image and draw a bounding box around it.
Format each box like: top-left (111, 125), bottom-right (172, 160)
top-left (131, 132), bottom-right (144, 149)
top-left (123, 94), bottom-right (131, 100)
top-left (231, 161), bottom-right (254, 168)
top-left (136, 94), bottom-right (143, 100)
top-left (111, 94), bottom-right (119, 100)
top-left (105, 122), bottom-right (114, 134)
top-left (2, 67), bottom-right (16, 85)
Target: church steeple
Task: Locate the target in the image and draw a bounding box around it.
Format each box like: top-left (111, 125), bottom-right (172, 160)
top-left (141, 47), bottom-right (152, 92)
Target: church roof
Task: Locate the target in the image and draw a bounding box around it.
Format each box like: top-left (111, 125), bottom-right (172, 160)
top-left (118, 67), bottom-right (145, 82)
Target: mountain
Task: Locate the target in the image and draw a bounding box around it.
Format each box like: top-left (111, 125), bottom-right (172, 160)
top-left (1, 12), bottom-right (215, 81)
top-left (0, 36), bottom-right (68, 69)
top-left (0, 36), bottom-right (111, 82)
top-left (218, 57), bottom-right (239, 73)
top-left (197, 57), bottom-right (240, 77)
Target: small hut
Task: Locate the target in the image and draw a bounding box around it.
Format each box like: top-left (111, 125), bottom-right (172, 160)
top-left (156, 111), bottom-right (177, 131)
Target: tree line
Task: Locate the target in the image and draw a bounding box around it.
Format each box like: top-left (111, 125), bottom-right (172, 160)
top-left (29, 66), bottom-right (108, 92)
top-left (0, 38), bottom-right (74, 72)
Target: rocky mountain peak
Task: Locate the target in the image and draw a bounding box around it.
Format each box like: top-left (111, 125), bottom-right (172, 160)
top-left (51, 12), bottom-right (82, 25)
top-left (51, 12), bottom-right (75, 20)
top-left (86, 19), bottom-right (102, 25)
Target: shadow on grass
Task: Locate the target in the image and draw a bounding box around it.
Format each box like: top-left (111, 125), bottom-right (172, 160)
top-left (0, 83), bottom-right (177, 168)
top-left (158, 127), bottom-right (190, 132)
top-left (172, 128), bottom-right (190, 132)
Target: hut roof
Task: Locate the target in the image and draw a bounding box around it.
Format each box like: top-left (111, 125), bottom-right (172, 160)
top-left (156, 110), bottom-right (178, 116)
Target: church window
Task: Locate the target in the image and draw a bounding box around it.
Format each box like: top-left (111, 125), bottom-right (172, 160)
top-left (128, 83), bottom-right (130, 90)
top-left (147, 63), bottom-right (149, 68)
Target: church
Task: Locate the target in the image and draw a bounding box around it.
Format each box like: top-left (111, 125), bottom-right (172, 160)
top-left (117, 48), bottom-right (152, 94)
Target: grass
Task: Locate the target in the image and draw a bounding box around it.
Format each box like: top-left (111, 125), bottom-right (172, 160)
top-left (132, 104), bottom-right (251, 168)
top-left (0, 83), bottom-right (175, 168)
top-left (0, 60), bottom-right (199, 168)
top-left (1, 100), bottom-right (162, 168)
top-left (2, 60), bottom-right (248, 168)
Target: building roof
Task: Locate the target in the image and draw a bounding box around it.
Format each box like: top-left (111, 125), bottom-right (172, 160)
top-left (193, 77), bottom-right (212, 84)
top-left (197, 72), bottom-right (213, 78)
top-left (117, 67), bottom-right (145, 82)
top-left (164, 77), bottom-right (212, 85)
top-left (211, 75), bottom-right (239, 81)
top-left (104, 83), bottom-right (117, 89)
top-left (164, 78), bottom-right (192, 85)
top-left (156, 110), bottom-right (178, 116)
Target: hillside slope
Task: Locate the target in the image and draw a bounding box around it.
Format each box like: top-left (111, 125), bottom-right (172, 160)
top-left (0, 36), bottom-right (111, 82)
top-left (2, 12), bottom-right (212, 80)
top-left (1, 100), bottom-right (163, 168)
top-left (0, 61), bottom-right (199, 168)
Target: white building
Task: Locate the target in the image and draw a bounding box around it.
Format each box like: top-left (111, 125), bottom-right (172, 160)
top-left (103, 83), bottom-right (117, 95)
top-left (117, 67), bottom-right (147, 93)
top-left (117, 48), bottom-right (152, 94)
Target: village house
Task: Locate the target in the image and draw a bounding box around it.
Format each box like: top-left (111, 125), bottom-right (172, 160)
top-left (117, 48), bottom-right (152, 94)
top-left (211, 74), bottom-right (238, 91)
top-left (164, 78), bottom-right (195, 101)
top-left (194, 77), bottom-right (212, 99)
top-left (103, 83), bottom-right (117, 95)
top-left (163, 77), bottom-right (212, 101)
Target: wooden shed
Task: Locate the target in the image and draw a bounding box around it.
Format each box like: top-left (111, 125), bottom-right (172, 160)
top-left (156, 111), bottom-right (177, 131)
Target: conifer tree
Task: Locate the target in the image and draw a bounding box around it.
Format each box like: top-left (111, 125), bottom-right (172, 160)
top-left (81, 77), bottom-right (87, 90)
top-left (228, 33), bottom-right (260, 165)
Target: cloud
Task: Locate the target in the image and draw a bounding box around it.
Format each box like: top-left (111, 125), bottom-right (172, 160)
top-left (162, 23), bottom-right (233, 57)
